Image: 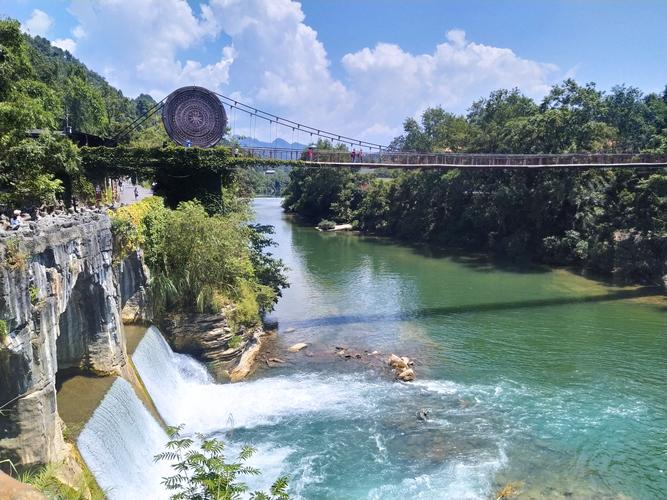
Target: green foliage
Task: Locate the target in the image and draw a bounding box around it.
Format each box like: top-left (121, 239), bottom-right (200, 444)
top-left (235, 166), bottom-right (291, 197)
top-left (317, 220), bottom-right (336, 231)
top-left (155, 425), bottom-right (289, 500)
top-left (248, 224), bottom-right (289, 302)
top-left (63, 75), bottom-right (108, 134)
top-left (0, 319), bottom-right (8, 343)
top-left (2, 237), bottom-right (28, 270)
top-left (282, 167), bottom-right (370, 222)
top-left (29, 285), bottom-right (39, 305)
top-left (111, 197), bottom-right (287, 318)
top-left (283, 79), bottom-right (667, 285)
top-left (19, 462), bottom-right (105, 500)
top-left (227, 334), bottom-right (243, 349)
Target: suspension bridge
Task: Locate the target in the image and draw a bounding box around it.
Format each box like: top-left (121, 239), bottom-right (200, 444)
top-left (109, 86), bottom-right (667, 170)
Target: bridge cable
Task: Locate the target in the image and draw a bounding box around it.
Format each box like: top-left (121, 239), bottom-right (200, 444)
top-left (213, 91), bottom-right (386, 151)
top-left (111, 97), bottom-right (167, 143)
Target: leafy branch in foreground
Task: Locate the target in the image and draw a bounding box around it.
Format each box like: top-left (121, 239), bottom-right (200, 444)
top-left (154, 425), bottom-right (289, 500)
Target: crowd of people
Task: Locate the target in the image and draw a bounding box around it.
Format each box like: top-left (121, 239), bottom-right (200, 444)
top-left (2, 178), bottom-right (145, 232)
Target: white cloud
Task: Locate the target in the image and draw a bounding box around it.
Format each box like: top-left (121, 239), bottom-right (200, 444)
top-left (64, 1), bottom-right (561, 144)
top-left (341, 29), bottom-right (558, 141)
top-left (67, 0), bottom-right (230, 98)
top-left (53, 38), bottom-right (77, 54)
top-left (23, 9), bottom-right (53, 37)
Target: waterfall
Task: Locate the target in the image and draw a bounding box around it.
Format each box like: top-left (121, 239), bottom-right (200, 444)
top-left (77, 378), bottom-right (171, 500)
top-left (132, 326), bottom-right (385, 433)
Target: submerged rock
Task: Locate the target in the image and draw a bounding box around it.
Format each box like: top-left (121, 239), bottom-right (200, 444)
top-left (417, 408), bottom-right (430, 421)
top-left (288, 342), bottom-right (308, 352)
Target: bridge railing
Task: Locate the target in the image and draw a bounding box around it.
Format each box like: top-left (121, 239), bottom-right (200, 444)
top-left (237, 148), bottom-right (667, 167)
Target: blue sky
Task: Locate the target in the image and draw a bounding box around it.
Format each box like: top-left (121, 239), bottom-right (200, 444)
top-left (2, 0), bottom-right (666, 144)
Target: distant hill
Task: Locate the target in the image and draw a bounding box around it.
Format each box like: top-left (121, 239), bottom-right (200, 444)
top-left (24, 33), bottom-right (152, 137)
top-left (239, 137), bottom-right (308, 151)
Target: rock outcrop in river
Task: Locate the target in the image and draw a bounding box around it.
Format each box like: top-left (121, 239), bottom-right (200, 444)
top-left (0, 213), bottom-right (145, 467)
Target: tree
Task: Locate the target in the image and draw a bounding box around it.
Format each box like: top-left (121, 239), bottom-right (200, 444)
top-left (155, 425), bottom-right (289, 500)
top-left (0, 19), bottom-right (33, 101)
top-left (63, 75), bottom-right (107, 134)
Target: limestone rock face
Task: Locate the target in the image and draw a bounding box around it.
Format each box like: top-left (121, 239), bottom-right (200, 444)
top-left (0, 213), bottom-right (146, 467)
top-left (160, 313), bottom-right (265, 381)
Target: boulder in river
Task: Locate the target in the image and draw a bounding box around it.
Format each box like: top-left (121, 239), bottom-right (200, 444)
top-left (397, 368), bottom-right (415, 382)
top-left (388, 354), bottom-right (416, 381)
top-left (288, 342), bottom-right (308, 352)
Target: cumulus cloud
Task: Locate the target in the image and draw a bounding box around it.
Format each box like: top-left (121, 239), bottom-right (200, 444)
top-left (53, 38), bottom-right (77, 54)
top-left (341, 29), bottom-right (558, 141)
top-left (64, 0), bottom-right (561, 143)
top-left (23, 9), bottom-right (53, 36)
top-left (67, 0), bottom-right (232, 97)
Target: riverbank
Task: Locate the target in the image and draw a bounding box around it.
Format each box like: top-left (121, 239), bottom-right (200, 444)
top-left (282, 166), bottom-right (667, 289)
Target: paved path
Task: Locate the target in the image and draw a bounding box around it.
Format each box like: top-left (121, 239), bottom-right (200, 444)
top-left (118, 179), bottom-right (153, 205)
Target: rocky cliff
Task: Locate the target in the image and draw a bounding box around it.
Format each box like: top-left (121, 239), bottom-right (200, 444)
top-left (0, 212), bottom-right (145, 467)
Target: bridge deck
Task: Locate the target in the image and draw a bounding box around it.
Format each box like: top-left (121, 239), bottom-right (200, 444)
top-left (241, 147), bottom-right (667, 169)
top-left (300, 161), bottom-right (667, 169)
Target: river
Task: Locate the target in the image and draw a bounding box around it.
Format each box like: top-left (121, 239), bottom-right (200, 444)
top-left (81, 197), bottom-right (666, 499)
top-left (244, 197), bottom-right (666, 499)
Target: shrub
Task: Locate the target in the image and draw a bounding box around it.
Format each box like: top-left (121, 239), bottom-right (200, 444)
top-left (114, 197), bottom-right (287, 318)
top-left (227, 334), bottom-right (242, 349)
top-left (29, 285), bottom-right (39, 305)
top-left (2, 238), bottom-right (28, 270)
top-left (155, 425), bottom-right (289, 500)
top-left (317, 219), bottom-right (336, 231)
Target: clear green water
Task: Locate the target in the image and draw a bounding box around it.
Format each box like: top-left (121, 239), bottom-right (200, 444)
top-left (238, 198), bottom-right (666, 499)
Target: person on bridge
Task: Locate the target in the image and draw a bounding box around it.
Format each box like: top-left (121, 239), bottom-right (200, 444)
top-left (358, 149), bottom-right (363, 163)
top-left (307, 147), bottom-right (314, 161)
top-left (351, 149), bottom-right (356, 162)
top-left (134, 186), bottom-right (139, 200)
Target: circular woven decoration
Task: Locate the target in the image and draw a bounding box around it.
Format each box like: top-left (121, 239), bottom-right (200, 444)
top-left (162, 86), bottom-right (227, 148)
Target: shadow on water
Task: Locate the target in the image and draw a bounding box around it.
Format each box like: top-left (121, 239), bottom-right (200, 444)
top-left (287, 286), bottom-right (663, 329)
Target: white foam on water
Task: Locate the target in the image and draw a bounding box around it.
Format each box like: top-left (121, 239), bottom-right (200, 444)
top-left (133, 326), bottom-right (386, 433)
top-left (127, 326), bottom-right (512, 498)
top-left (77, 378), bottom-right (171, 500)
top-left (367, 449), bottom-right (507, 500)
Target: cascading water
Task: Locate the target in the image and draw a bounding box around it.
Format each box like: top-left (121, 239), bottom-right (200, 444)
top-left (77, 378), bottom-right (171, 500)
top-left (131, 326), bottom-right (508, 499)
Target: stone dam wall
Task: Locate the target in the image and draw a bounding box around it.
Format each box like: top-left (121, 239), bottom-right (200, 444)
top-left (0, 212), bottom-right (146, 467)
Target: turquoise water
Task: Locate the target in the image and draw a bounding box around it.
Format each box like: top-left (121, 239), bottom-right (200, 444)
top-left (196, 198), bottom-right (667, 499)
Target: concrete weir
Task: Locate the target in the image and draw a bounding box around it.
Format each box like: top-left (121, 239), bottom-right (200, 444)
top-left (0, 212), bottom-right (147, 467)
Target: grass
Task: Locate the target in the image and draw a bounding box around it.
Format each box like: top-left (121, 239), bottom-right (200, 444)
top-left (20, 460), bottom-right (106, 500)
top-left (2, 237), bottom-right (27, 271)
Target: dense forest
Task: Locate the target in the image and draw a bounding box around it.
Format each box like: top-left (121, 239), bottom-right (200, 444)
top-left (284, 83), bottom-right (667, 285)
top-left (0, 18), bottom-right (162, 208)
top-left (0, 17), bottom-right (288, 325)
